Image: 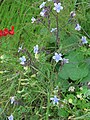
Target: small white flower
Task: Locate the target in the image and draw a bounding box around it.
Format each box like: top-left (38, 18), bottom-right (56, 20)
top-left (62, 58), bottom-right (69, 64)
top-left (40, 2), bottom-right (46, 9)
top-left (48, 0), bottom-right (52, 1)
top-left (80, 87), bottom-right (83, 90)
top-left (70, 11), bottom-right (76, 17)
top-left (50, 95), bottom-right (60, 104)
top-left (77, 94), bottom-right (82, 99)
top-left (53, 3), bottom-right (63, 13)
top-left (8, 114), bottom-right (13, 120)
top-left (53, 52), bottom-right (62, 62)
top-left (34, 45), bottom-right (39, 54)
top-left (68, 86), bottom-right (75, 92)
top-left (10, 96), bottom-right (15, 104)
top-left (75, 24), bottom-right (81, 31)
top-left (40, 9), bottom-right (47, 17)
top-left (19, 56), bottom-right (26, 65)
top-left (50, 28), bottom-right (57, 32)
top-left (81, 36), bottom-right (88, 44)
top-left (31, 17), bottom-right (36, 23)
top-left (18, 46), bottom-right (22, 52)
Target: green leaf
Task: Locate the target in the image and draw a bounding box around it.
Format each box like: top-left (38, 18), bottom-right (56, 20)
top-left (81, 73), bottom-right (90, 83)
top-left (58, 108), bottom-right (69, 118)
top-left (69, 65), bottom-right (88, 81)
top-left (57, 75), bottom-right (69, 92)
top-left (67, 50), bottom-right (84, 64)
top-left (59, 63), bottom-right (88, 81)
top-left (59, 50), bottom-right (88, 81)
top-left (61, 34), bottom-right (79, 48)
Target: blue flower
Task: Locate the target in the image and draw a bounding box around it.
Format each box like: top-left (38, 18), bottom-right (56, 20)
top-left (81, 36), bottom-right (88, 44)
top-left (62, 58), bottom-right (69, 64)
top-left (34, 45), bottom-right (39, 54)
top-left (50, 28), bottom-right (57, 32)
top-left (53, 52), bottom-right (62, 62)
top-left (40, 9), bottom-right (47, 17)
top-left (10, 96), bottom-right (15, 104)
top-left (70, 11), bottom-right (76, 17)
top-left (18, 46), bottom-right (22, 52)
top-left (75, 24), bottom-right (81, 31)
top-left (50, 96), bottom-right (60, 104)
top-left (53, 3), bottom-right (63, 13)
top-left (19, 56), bottom-right (26, 65)
top-left (8, 114), bottom-right (13, 120)
top-left (39, 2), bottom-right (46, 9)
top-left (31, 17), bottom-right (36, 23)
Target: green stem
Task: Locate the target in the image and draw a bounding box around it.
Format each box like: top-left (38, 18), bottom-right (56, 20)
top-left (46, 92), bottom-right (50, 120)
top-left (56, 13), bottom-right (59, 48)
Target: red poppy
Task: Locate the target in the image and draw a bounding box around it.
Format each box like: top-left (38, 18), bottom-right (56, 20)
top-left (0, 30), bottom-right (3, 37)
top-left (9, 26), bottom-right (14, 35)
top-left (3, 28), bottom-right (9, 36)
top-left (0, 26), bottom-right (14, 37)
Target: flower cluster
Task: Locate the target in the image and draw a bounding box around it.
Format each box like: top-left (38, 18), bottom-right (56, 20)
top-left (39, 1), bottom-right (63, 17)
top-left (7, 96), bottom-right (16, 119)
top-left (0, 26), bottom-right (14, 37)
top-left (68, 86), bottom-right (75, 92)
top-left (72, 13), bottom-right (88, 45)
top-left (0, 0), bottom-right (89, 119)
top-left (39, 2), bottom-right (47, 17)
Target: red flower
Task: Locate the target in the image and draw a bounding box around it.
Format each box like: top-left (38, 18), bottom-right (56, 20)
top-left (9, 26), bottom-right (14, 35)
top-left (0, 30), bottom-right (3, 37)
top-left (0, 26), bottom-right (14, 37)
top-left (3, 28), bottom-right (9, 36)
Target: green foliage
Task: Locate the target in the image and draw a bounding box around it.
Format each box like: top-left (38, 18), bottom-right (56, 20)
top-left (58, 50), bottom-right (89, 81)
top-left (0, 0), bottom-right (90, 120)
top-left (58, 107), bottom-right (69, 118)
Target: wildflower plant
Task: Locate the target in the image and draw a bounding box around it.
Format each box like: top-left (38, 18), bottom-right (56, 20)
top-left (0, 0), bottom-right (90, 120)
